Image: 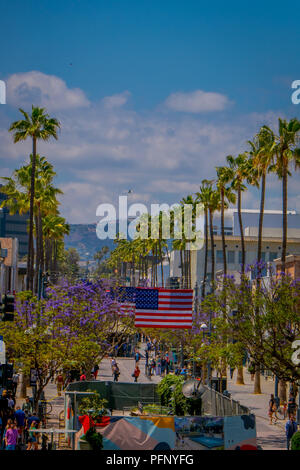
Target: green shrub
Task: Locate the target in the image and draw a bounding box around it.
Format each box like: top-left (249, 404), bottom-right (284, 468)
top-left (157, 375), bottom-right (189, 416)
top-left (78, 390), bottom-right (109, 419)
top-left (84, 427), bottom-right (103, 451)
top-left (291, 431), bottom-right (300, 450)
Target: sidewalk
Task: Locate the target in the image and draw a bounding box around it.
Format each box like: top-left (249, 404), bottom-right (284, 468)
top-left (227, 368), bottom-right (287, 450)
top-left (98, 356), bottom-right (162, 384)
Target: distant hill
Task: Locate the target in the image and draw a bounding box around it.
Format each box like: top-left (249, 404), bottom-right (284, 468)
top-left (64, 223), bottom-right (116, 260)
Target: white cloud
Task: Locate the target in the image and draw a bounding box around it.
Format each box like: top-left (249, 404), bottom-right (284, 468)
top-left (102, 91), bottom-right (131, 109)
top-left (164, 89), bottom-right (230, 113)
top-left (7, 71), bottom-right (90, 111)
top-left (1, 71), bottom-right (299, 223)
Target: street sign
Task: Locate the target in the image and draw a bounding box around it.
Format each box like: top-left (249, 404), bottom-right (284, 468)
top-left (0, 335), bottom-right (5, 364)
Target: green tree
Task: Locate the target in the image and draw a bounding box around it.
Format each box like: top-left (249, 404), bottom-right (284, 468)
top-left (9, 106), bottom-right (60, 291)
top-left (215, 167), bottom-right (236, 277)
top-left (269, 118), bottom-right (300, 272)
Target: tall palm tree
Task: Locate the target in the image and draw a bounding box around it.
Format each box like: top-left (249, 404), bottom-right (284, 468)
top-left (248, 127), bottom-right (276, 278)
top-left (1, 156), bottom-right (62, 292)
top-left (268, 118), bottom-right (300, 403)
top-left (269, 118), bottom-right (300, 273)
top-left (9, 106), bottom-right (60, 291)
top-left (196, 180), bottom-right (214, 298)
top-left (207, 187), bottom-right (221, 293)
top-left (227, 154), bottom-right (258, 276)
top-left (216, 166), bottom-right (236, 277)
top-left (43, 214), bottom-right (70, 275)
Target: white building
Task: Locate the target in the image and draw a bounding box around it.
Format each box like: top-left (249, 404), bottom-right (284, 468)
top-left (169, 209), bottom-right (300, 289)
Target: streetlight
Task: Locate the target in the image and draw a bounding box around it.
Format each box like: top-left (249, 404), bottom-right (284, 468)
top-left (200, 322), bottom-right (212, 385)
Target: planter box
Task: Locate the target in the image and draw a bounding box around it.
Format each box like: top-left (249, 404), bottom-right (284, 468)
top-left (78, 438), bottom-right (92, 450)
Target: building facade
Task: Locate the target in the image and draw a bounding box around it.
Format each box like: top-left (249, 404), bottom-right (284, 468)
top-left (169, 209), bottom-right (300, 289)
top-left (0, 187), bottom-right (29, 259)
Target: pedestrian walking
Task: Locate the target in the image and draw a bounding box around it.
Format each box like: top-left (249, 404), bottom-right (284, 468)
top-left (112, 364), bottom-right (120, 382)
top-left (4, 421), bottom-right (18, 450)
top-left (14, 406), bottom-right (25, 443)
top-left (80, 372), bottom-right (86, 381)
top-left (22, 397), bottom-right (32, 416)
top-left (132, 365), bottom-right (140, 383)
top-left (288, 392), bottom-right (297, 419)
top-left (93, 364), bottom-right (99, 380)
top-left (286, 415), bottom-right (298, 450)
top-left (7, 394), bottom-right (15, 411)
top-left (26, 421), bottom-right (39, 450)
top-left (55, 372), bottom-right (64, 396)
top-left (150, 358), bottom-right (156, 376)
top-left (145, 350), bottom-right (149, 366)
top-left (268, 394), bottom-right (277, 424)
top-left (12, 372), bottom-right (19, 396)
top-left (135, 351), bottom-right (141, 364)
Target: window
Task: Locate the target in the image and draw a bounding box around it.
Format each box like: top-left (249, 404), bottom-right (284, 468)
top-left (261, 252), bottom-right (266, 262)
top-left (269, 252), bottom-right (278, 262)
top-left (227, 251), bottom-right (235, 264)
top-left (239, 251), bottom-right (242, 264)
top-left (216, 250), bottom-right (223, 263)
top-left (224, 227), bottom-right (233, 235)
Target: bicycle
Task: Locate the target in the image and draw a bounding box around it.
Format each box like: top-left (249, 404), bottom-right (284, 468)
top-left (274, 404), bottom-right (288, 421)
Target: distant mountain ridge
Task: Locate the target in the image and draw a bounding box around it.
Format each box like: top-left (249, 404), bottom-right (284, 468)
top-left (64, 223), bottom-right (116, 260)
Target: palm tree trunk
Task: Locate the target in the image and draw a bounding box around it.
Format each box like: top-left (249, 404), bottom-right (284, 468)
top-left (282, 166), bottom-right (288, 273)
top-left (39, 208), bottom-right (44, 276)
top-left (254, 365), bottom-right (261, 394)
top-left (236, 365), bottom-right (245, 385)
top-left (209, 208), bottom-right (215, 293)
top-left (180, 250), bottom-right (184, 288)
top-left (202, 208), bottom-right (208, 299)
top-left (257, 172), bottom-right (266, 271)
top-left (27, 137), bottom-right (37, 291)
top-left (159, 240), bottom-right (164, 287)
top-left (237, 186), bottom-right (245, 276)
top-left (188, 249), bottom-right (191, 289)
top-left (34, 214), bottom-right (39, 294)
top-left (221, 187), bottom-right (227, 276)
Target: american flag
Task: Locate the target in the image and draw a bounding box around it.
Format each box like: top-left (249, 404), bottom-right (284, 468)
top-left (134, 287), bottom-right (193, 329)
top-left (108, 286), bottom-right (136, 316)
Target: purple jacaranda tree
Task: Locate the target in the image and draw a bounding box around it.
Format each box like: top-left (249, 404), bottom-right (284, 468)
top-left (0, 280), bottom-right (135, 411)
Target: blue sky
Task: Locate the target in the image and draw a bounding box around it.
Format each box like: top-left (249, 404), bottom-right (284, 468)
top-left (0, 0), bottom-right (300, 222)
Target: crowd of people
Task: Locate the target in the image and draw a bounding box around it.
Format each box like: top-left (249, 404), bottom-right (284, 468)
top-left (268, 390), bottom-right (299, 450)
top-left (0, 391), bottom-right (42, 450)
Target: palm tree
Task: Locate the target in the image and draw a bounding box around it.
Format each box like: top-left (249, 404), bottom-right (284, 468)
top-left (269, 118), bottom-right (300, 273)
top-left (9, 106), bottom-right (60, 291)
top-left (43, 215), bottom-right (70, 275)
top-left (268, 118), bottom-right (300, 403)
top-left (1, 156), bottom-right (62, 292)
top-left (249, 127), bottom-right (276, 279)
top-left (216, 166), bottom-right (236, 277)
top-left (227, 154), bottom-right (258, 276)
top-left (196, 180), bottom-right (214, 298)
top-left (207, 186), bottom-right (221, 293)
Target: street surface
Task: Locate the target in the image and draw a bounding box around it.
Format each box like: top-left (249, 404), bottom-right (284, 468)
top-left (15, 352), bottom-right (288, 450)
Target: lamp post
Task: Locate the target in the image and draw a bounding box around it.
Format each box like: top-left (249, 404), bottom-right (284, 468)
top-left (200, 322), bottom-right (211, 385)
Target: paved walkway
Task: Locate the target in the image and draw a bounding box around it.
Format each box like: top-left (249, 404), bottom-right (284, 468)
top-left (98, 356), bottom-right (162, 384)
top-left (15, 359), bottom-right (289, 450)
top-left (227, 368), bottom-right (287, 450)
